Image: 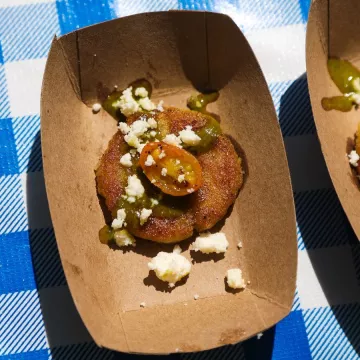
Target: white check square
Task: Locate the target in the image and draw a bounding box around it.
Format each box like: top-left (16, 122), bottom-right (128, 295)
top-left (5, 58), bottom-right (46, 117)
top-left (297, 246), bottom-right (360, 310)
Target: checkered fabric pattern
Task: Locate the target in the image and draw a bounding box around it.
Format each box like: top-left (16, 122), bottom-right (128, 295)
top-left (1, 0), bottom-right (359, 359)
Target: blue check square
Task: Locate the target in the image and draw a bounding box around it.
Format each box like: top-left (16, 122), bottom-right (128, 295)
top-left (56, 0), bottom-right (115, 35)
top-left (178, 0), bottom-right (216, 11)
top-left (300, 0), bottom-right (311, 22)
top-left (0, 118), bottom-right (19, 176)
top-left (0, 40), bottom-right (3, 64)
top-left (1, 349), bottom-right (49, 360)
top-left (0, 231), bottom-right (36, 294)
top-left (243, 311), bottom-right (312, 360)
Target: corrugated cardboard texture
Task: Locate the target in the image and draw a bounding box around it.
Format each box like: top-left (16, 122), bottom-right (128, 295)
top-left (41, 11), bottom-right (297, 354)
top-left (307, 0), bottom-right (360, 239)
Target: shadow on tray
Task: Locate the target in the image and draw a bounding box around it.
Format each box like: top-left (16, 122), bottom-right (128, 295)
top-left (27, 131), bottom-right (276, 360)
top-left (279, 73), bottom-right (360, 356)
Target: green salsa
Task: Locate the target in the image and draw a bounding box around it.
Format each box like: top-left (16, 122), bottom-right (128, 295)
top-left (187, 92), bottom-right (219, 113)
top-left (102, 79), bottom-right (153, 121)
top-left (185, 115), bottom-right (221, 154)
top-left (99, 224), bottom-right (114, 244)
top-left (112, 169), bottom-right (189, 230)
top-left (185, 92), bottom-right (221, 153)
top-left (322, 58), bottom-right (360, 112)
top-left (102, 90), bottom-right (124, 120)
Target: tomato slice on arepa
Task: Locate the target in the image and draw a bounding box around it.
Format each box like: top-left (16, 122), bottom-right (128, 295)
top-left (139, 141), bottom-right (203, 196)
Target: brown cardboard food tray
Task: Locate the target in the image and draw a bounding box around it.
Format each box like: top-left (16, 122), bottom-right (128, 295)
top-left (307, 0), bottom-right (360, 239)
top-left (41, 11), bottom-right (297, 354)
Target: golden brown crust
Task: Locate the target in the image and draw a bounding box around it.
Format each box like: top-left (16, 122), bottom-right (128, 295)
top-left (130, 214), bottom-right (194, 243)
top-left (192, 135), bottom-right (243, 231)
top-left (95, 131), bottom-right (128, 212)
top-left (96, 107), bottom-right (243, 243)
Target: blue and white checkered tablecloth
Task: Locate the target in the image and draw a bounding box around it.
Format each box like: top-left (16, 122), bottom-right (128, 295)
top-left (1, 0), bottom-right (360, 359)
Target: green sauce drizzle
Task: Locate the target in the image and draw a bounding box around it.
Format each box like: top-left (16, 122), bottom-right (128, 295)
top-left (113, 168), bottom-right (190, 231)
top-left (187, 92), bottom-right (219, 113)
top-left (185, 115), bottom-right (221, 154)
top-left (102, 79), bottom-right (153, 121)
top-left (322, 58), bottom-right (360, 112)
top-left (185, 92), bottom-right (221, 153)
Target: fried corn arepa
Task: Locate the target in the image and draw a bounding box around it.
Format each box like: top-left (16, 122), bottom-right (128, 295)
top-left (96, 107), bottom-right (243, 243)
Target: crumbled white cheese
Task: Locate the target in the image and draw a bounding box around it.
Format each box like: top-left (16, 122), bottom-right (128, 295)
top-left (119, 122), bottom-right (130, 134)
top-left (114, 87), bottom-right (140, 116)
top-left (124, 133), bottom-right (141, 148)
top-left (194, 294), bottom-right (199, 300)
top-left (140, 208), bottom-right (152, 225)
top-left (111, 209), bottom-right (126, 229)
top-left (187, 189), bottom-right (194, 193)
top-left (237, 241), bottom-right (243, 249)
top-left (173, 245), bottom-right (182, 254)
top-left (159, 150), bottom-right (166, 159)
top-left (131, 119), bottom-right (150, 137)
top-left (348, 150), bottom-right (360, 167)
top-left (192, 232), bottom-right (229, 254)
top-left (150, 198), bottom-right (159, 207)
top-left (163, 134), bottom-right (182, 147)
top-left (150, 130), bottom-right (157, 137)
top-left (148, 250), bottom-right (191, 287)
top-left (350, 93), bottom-right (360, 105)
top-left (257, 333), bottom-right (263, 340)
top-left (126, 196), bottom-right (136, 203)
top-left (92, 103), bottom-right (101, 113)
top-left (151, 179), bottom-right (156, 184)
top-left (178, 174), bottom-right (185, 183)
top-left (135, 87), bottom-right (148, 98)
top-left (138, 97), bottom-right (156, 111)
top-left (120, 153), bottom-right (132, 167)
top-left (113, 87), bottom-right (164, 116)
top-left (179, 126), bottom-right (201, 146)
top-left (157, 100), bottom-right (164, 112)
top-left (226, 268), bottom-right (246, 289)
top-left (114, 229), bottom-right (136, 247)
top-left (175, 159), bottom-right (180, 165)
top-left (145, 154), bottom-right (155, 166)
top-left (125, 175), bottom-right (145, 200)
top-left (147, 117), bottom-right (157, 129)
top-left (129, 149), bottom-right (137, 156)
top-left (140, 302), bottom-right (146, 307)
top-left (161, 168), bottom-right (168, 176)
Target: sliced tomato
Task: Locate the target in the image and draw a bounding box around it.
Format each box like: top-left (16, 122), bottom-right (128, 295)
top-left (139, 141), bottom-right (203, 196)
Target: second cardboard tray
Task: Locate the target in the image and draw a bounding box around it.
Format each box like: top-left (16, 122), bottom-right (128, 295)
top-left (307, 0), bottom-right (360, 239)
top-left (41, 11), bottom-right (297, 354)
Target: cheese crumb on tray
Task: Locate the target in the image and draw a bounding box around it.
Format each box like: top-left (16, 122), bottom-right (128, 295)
top-left (148, 249), bottom-right (191, 287)
top-left (114, 229), bottom-right (136, 247)
top-left (226, 268), bottom-right (246, 289)
top-left (192, 232), bottom-right (229, 254)
top-left (92, 103), bottom-right (101, 113)
top-left (348, 150), bottom-right (360, 167)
